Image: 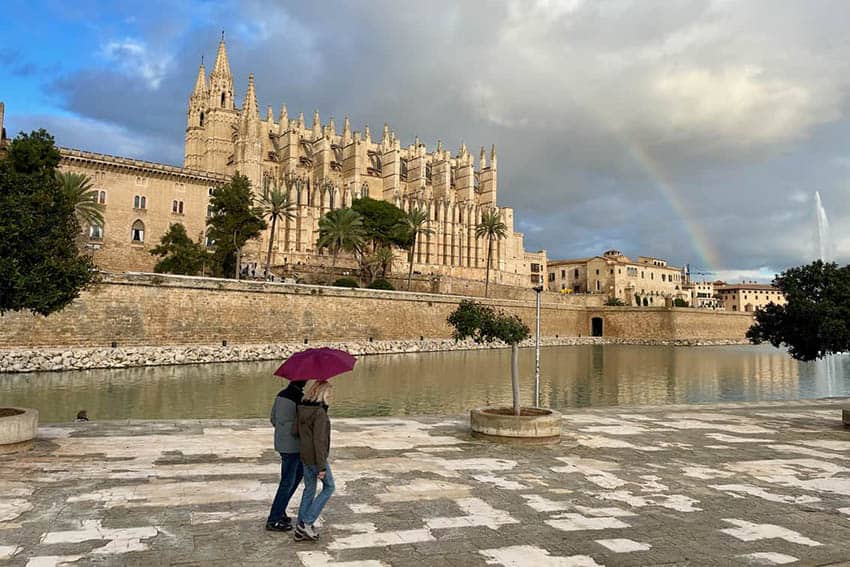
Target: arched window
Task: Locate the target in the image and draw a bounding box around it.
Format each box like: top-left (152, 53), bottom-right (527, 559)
top-left (329, 189), bottom-right (335, 210)
top-left (360, 183), bottom-right (369, 199)
top-left (131, 220), bottom-right (145, 243)
top-left (88, 222), bottom-right (104, 241)
top-left (205, 229), bottom-right (215, 248)
top-left (199, 111), bottom-right (205, 127)
top-left (172, 200), bottom-right (178, 213)
top-left (134, 195), bottom-right (140, 208)
top-left (98, 191), bottom-right (106, 204)
top-left (178, 201), bottom-right (184, 214)
top-left (221, 91), bottom-right (226, 108)
top-left (296, 187), bottom-right (303, 206)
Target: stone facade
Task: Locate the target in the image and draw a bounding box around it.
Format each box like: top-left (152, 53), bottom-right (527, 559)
top-left (182, 37), bottom-right (546, 288)
top-left (0, 273), bottom-right (754, 350)
top-left (716, 282), bottom-right (786, 312)
top-left (548, 250), bottom-right (687, 305)
top-left (684, 280), bottom-right (721, 309)
top-left (59, 149), bottom-right (227, 272)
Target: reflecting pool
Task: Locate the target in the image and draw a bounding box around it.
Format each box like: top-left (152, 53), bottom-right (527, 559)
top-left (2, 344), bottom-right (848, 422)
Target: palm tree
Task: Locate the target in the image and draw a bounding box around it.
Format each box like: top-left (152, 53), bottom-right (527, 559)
top-left (403, 208), bottom-right (434, 290)
top-left (366, 245), bottom-right (395, 279)
top-left (55, 171), bottom-right (104, 229)
top-left (316, 208), bottom-right (365, 267)
top-left (475, 208), bottom-right (508, 298)
top-left (259, 184), bottom-right (296, 278)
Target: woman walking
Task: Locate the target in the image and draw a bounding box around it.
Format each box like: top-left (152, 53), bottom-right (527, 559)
top-left (293, 380), bottom-right (335, 542)
top-left (266, 380), bottom-right (305, 532)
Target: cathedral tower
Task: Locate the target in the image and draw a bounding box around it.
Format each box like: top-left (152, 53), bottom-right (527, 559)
top-left (201, 34), bottom-right (238, 175)
top-left (183, 60), bottom-right (208, 169)
top-left (234, 73), bottom-right (263, 189)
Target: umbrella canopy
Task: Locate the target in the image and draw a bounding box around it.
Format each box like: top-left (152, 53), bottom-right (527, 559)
top-left (274, 348), bottom-right (357, 381)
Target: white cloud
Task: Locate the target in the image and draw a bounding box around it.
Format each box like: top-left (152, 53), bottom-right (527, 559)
top-left (101, 38), bottom-right (172, 89)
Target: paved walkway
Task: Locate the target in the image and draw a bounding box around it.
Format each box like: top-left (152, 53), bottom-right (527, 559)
top-left (2, 399), bottom-right (850, 566)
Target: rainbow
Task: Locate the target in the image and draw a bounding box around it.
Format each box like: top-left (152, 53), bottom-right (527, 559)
top-left (622, 142), bottom-right (722, 273)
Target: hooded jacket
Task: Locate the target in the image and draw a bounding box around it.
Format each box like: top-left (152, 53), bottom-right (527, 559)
top-left (270, 383), bottom-right (304, 454)
top-left (293, 402), bottom-right (331, 471)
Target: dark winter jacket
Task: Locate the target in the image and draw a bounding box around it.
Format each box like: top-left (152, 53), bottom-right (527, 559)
top-left (270, 383), bottom-right (304, 454)
top-left (293, 401), bottom-right (331, 471)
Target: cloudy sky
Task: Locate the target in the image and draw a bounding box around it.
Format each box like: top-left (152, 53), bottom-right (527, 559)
top-left (3, 0), bottom-right (849, 281)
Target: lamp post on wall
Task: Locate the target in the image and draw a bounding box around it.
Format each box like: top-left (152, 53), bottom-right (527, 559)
top-left (533, 285), bottom-right (544, 407)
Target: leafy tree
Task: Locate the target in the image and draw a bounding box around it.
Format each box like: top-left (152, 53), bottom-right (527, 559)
top-left (367, 278), bottom-right (394, 291)
top-left (747, 261), bottom-right (850, 361)
top-left (351, 197), bottom-right (412, 249)
top-left (403, 208), bottom-right (434, 291)
top-left (55, 171), bottom-right (104, 229)
top-left (475, 208), bottom-right (508, 298)
top-left (361, 246), bottom-right (395, 282)
top-left (150, 223), bottom-right (208, 275)
top-left (605, 297), bottom-right (625, 306)
top-left (673, 298), bottom-right (689, 308)
top-left (0, 129), bottom-right (95, 316)
top-left (447, 300), bottom-right (531, 415)
top-left (316, 208), bottom-right (365, 267)
top-left (206, 173), bottom-right (267, 279)
top-left (258, 181), bottom-right (296, 279)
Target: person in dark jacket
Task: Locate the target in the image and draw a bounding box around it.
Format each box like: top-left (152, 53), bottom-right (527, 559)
top-left (266, 380), bottom-right (305, 532)
top-left (292, 381), bottom-right (335, 542)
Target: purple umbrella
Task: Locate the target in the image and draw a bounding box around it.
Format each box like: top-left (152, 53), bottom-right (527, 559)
top-left (273, 348), bottom-right (357, 381)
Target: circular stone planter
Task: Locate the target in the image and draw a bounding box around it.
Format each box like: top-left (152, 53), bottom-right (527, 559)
top-left (470, 407), bottom-right (561, 439)
top-left (0, 407), bottom-right (39, 454)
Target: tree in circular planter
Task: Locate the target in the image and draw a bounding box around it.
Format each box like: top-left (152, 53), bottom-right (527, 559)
top-left (447, 300), bottom-right (530, 416)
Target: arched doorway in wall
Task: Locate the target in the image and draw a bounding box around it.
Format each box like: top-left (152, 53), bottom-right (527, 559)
top-left (591, 317), bottom-right (603, 337)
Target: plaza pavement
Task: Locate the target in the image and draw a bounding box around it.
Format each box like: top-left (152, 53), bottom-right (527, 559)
top-left (2, 399), bottom-right (850, 566)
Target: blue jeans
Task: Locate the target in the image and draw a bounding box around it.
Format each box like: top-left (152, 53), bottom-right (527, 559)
top-left (267, 452), bottom-right (303, 524)
top-left (298, 463), bottom-right (335, 525)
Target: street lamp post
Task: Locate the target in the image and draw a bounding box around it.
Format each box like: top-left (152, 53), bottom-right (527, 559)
top-left (533, 285), bottom-right (544, 407)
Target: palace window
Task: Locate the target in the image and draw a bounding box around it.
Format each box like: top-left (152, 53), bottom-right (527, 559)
top-left (88, 222), bottom-right (104, 241)
top-left (134, 195), bottom-right (147, 209)
top-left (205, 229), bottom-right (215, 248)
top-left (98, 190), bottom-right (107, 204)
top-left (549, 272), bottom-right (555, 282)
top-left (561, 269), bottom-right (565, 279)
top-left (131, 220), bottom-right (145, 243)
top-left (172, 200), bottom-right (184, 214)
top-left (574, 269), bottom-right (579, 279)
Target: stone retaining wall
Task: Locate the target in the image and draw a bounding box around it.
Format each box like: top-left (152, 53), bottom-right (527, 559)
top-left (0, 336), bottom-right (749, 374)
top-left (0, 272), bottom-right (754, 354)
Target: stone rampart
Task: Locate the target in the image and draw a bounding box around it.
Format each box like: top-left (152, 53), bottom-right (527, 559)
top-left (0, 273), bottom-right (754, 350)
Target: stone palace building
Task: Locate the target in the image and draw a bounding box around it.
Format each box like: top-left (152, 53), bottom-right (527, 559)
top-left (2, 37), bottom-right (547, 288)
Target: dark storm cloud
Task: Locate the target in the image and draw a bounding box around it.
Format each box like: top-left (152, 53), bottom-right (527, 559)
top-left (41, 0), bottom-right (850, 275)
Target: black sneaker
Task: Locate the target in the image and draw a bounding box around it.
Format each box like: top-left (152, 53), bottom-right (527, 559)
top-left (265, 519), bottom-right (292, 532)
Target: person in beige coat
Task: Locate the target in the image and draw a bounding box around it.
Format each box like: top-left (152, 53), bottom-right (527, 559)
top-left (292, 381), bottom-right (335, 541)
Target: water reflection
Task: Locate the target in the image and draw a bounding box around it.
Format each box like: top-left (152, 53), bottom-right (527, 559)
top-left (1, 345), bottom-right (848, 423)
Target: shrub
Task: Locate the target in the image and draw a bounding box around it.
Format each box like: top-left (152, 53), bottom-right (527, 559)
top-left (605, 297), bottom-right (625, 306)
top-left (367, 278), bottom-right (394, 290)
top-left (673, 298), bottom-right (689, 308)
top-left (332, 277), bottom-right (359, 288)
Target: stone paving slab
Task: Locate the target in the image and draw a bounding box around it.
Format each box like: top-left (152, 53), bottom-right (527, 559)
top-left (3, 399), bottom-right (850, 566)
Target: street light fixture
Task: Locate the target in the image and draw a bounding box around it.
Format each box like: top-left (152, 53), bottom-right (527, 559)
top-left (533, 284), bottom-right (544, 407)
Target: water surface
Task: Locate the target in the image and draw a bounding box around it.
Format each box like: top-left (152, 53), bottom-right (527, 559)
top-left (2, 344), bottom-right (848, 422)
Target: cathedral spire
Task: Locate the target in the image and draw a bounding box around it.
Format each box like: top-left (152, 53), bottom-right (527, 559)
top-left (192, 61), bottom-right (208, 98)
top-left (328, 115), bottom-right (336, 137)
top-left (242, 74), bottom-right (259, 122)
top-left (480, 146), bottom-right (487, 169)
top-left (211, 34), bottom-right (232, 79)
top-left (297, 111), bottom-right (305, 130)
top-left (278, 104), bottom-right (288, 134)
top-left (342, 115), bottom-right (351, 143)
top-left (364, 124), bottom-right (371, 144)
top-left (312, 109), bottom-right (321, 137)
top-left (490, 144), bottom-right (497, 168)
top-left (267, 105), bottom-right (274, 123)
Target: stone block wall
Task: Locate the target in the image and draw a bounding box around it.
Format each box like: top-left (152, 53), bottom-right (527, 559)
top-left (0, 273), bottom-right (754, 349)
